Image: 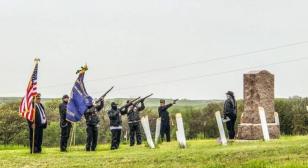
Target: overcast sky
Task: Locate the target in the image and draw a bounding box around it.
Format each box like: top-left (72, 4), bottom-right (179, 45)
top-left (0, 0), bottom-right (308, 99)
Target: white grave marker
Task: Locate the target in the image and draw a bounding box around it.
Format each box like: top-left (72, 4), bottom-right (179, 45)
top-left (215, 111), bottom-right (227, 146)
top-left (176, 113), bottom-right (187, 148)
top-left (154, 118), bottom-right (161, 144)
top-left (141, 116), bottom-right (155, 149)
top-left (258, 107), bottom-right (270, 141)
top-left (274, 112), bottom-right (280, 125)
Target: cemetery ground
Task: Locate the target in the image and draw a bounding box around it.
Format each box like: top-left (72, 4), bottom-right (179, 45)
top-left (0, 136), bottom-right (308, 168)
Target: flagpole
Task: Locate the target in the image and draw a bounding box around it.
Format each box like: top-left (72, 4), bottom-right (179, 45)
top-left (69, 123), bottom-right (74, 150)
top-left (69, 123), bottom-right (76, 150)
top-left (73, 123), bottom-right (76, 146)
top-left (31, 58), bottom-right (40, 154)
top-left (32, 100), bottom-right (36, 154)
top-left (72, 65), bottom-right (86, 148)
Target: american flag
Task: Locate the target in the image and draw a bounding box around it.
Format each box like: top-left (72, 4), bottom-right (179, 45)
top-left (19, 63), bottom-right (39, 121)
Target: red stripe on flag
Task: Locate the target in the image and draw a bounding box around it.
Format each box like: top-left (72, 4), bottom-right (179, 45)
top-left (19, 65), bottom-right (38, 122)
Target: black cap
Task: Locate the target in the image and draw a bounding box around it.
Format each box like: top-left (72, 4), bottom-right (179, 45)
top-left (111, 102), bottom-right (118, 106)
top-left (160, 99), bottom-right (165, 103)
top-left (226, 91), bottom-right (234, 96)
top-left (62, 95), bottom-right (69, 99)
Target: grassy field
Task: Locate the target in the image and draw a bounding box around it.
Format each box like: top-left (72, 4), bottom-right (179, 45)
top-left (1, 136), bottom-right (308, 168)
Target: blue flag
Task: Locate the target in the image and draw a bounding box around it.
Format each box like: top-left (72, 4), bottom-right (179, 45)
top-left (66, 72), bottom-right (93, 122)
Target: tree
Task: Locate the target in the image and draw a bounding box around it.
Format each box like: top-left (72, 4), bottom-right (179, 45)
top-left (0, 102), bottom-right (27, 145)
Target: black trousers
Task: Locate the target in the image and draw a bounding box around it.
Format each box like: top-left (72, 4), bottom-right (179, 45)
top-left (29, 126), bottom-right (44, 153)
top-left (160, 122), bottom-right (171, 142)
top-left (86, 125), bottom-right (98, 151)
top-left (129, 122), bottom-right (142, 146)
top-left (226, 114), bottom-right (237, 139)
top-left (60, 124), bottom-right (72, 151)
top-left (111, 129), bottom-right (121, 150)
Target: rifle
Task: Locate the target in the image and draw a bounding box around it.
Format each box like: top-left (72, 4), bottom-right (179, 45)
top-left (96, 86), bottom-right (114, 103)
top-left (119, 97), bottom-right (141, 111)
top-left (133, 93), bottom-right (154, 106)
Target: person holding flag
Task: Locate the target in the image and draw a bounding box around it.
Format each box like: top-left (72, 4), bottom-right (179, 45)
top-left (19, 58), bottom-right (47, 154)
top-left (66, 65), bottom-right (93, 151)
top-left (27, 93), bottom-right (47, 153)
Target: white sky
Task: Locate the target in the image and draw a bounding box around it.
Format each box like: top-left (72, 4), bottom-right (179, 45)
top-left (0, 0), bottom-right (308, 99)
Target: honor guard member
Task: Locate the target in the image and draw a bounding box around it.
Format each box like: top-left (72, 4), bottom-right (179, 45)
top-left (158, 99), bottom-right (177, 142)
top-left (28, 93), bottom-right (47, 153)
top-left (126, 100), bottom-right (145, 146)
top-left (59, 94), bottom-right (71, 152)
top-left (84, 97), bottom-right (104, 151)
top-left (108, 102), bottom-right (127, 150)
top-left (223, 91), bottom-right (237, 139)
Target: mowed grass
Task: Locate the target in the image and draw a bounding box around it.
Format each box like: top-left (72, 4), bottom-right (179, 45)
top-left (1, 136), bottom-right (308, 168)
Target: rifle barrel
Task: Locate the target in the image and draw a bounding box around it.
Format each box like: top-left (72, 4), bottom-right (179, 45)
top-left (96, 86), bottom-right (114, 103)
top-left (102, 86), bottom-right (114, 98)
top-left (134, 93), bottom-right (153, 105)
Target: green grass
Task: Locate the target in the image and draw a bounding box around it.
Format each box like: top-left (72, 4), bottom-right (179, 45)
top-left (1, 136), bottom-right (308, 168)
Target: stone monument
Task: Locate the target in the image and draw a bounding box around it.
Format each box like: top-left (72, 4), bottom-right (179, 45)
top-left (237, 70), bottom-right (280, 140)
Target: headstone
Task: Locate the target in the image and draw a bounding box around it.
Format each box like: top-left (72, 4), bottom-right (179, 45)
top-left (154, 118), bottom-right (161, 144)
top-left (258, 107), bottom-right (270, 141)
top-left (215, 111), bottom-right (227, 145)
top-left (237, 70), bottom-right (280, 140)
top-left (274, 112), bottom-right (280, 125)
top-left (176, 113), bottom-right (187, 148)
top-left (141, 116), bottom-right (155, 149)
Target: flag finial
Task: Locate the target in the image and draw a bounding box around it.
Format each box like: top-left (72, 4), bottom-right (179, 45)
top-left (76, 64), bottom-right (88, 74)
top-left (34, 58), bottom-right (40, 64)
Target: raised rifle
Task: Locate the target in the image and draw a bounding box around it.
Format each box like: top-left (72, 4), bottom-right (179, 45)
top-left (173, 99), bottom-right (179, 104)
top-left (133, 93), bottom-right (154, 106)
top-left (96, 86), bottom-right (114, 104)
top-left (119, 97), bottom-right (141, 111)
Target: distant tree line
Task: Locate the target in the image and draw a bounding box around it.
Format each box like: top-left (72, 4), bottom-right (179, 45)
top-left (0, 97), bottom-right (308, 146)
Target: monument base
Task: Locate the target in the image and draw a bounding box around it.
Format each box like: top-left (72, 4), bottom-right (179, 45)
top-left (237, 123), bottom-right (280, 140)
